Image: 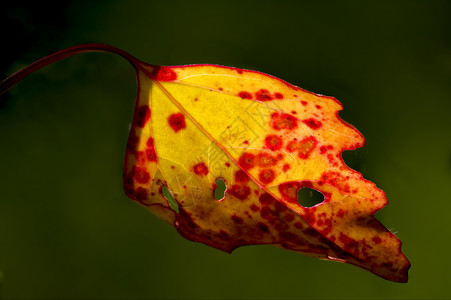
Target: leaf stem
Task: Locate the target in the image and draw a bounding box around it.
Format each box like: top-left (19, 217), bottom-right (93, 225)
top-left (0, 43), bottom-right (144, 96)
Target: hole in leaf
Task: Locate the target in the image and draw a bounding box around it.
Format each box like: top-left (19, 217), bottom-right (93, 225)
top-left (342, 148), bottom-right (366, 173)
top-left (162, 186), bottom-right (179, 213)
top-left (298, 188), bottom-right (324, 208)
top-left (214, 178), bottom-right (227, 200)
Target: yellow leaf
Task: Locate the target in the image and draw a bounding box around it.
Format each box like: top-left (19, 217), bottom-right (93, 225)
top-left (0, 44), bottom-right (410, 283)
top-left (125, 62), bottom-right (410, 283)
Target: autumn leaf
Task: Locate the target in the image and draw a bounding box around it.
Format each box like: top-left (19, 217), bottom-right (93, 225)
top-left (0, 44), bottom-right (410, 283)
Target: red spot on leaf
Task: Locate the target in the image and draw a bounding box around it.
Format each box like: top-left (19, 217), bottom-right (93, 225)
top-left (257, 222), bottom-right (270, 233)
top-left (294, 222), bottom-right (303, 229)
top-left (123, 175), bottom-right (134, 193)
top-left (124, 175), bottom-right (149, 203)
top-left (228, 185), bottom-right (251, 200)
top-left (271, 113), bottom-right (298, 130)
top-left (301, 101), bottom-right (308, 106)
top-left (177, 209), bottom-right (199, 231)
top-left (265, 134), bottom-right (283, 151)
top-left (279, 182), bottom-right (301, 203)
top-left (259, 169), bottom-right (275, 184)
top-left (168, 113), bottom-right (186, 132)
top-left (283, 164), bottom-right (290, 172)
top-left (302, 118), bottom-right (322, 130)
top-left (235, 170), bottom-right (249, 183)
top-left (238, 91), bottom-right (252, 99)
top-left (320, 145), bottom-right (333, 154)
top-left (275, 222), bottom-right (289, 231)
top-left (337, 209), bottom-right (347, 218)
top-left (136, 151), bottom-right (146, 164)
top-left (305, 228), bottom-right (319, 238)
top-left (239, 152), bottom-right (256, 170)
top-left (134, 187), bottom-right (148, 202)
top-left (274, 92), bottom-right (284, 99)
top-left (321, 171), bottom-right (351, 193)
top-left (260, 206), bottom-right (272, 220)
top-left (286, 136), bottom-right (317, 159)
top-left (280, 231), bottom-right (297, 242)
top-left (145, 137), bottom-right (157, 161)
top-left (126, 129), bottom-right (139, 151)
top-left (193, 162), bottom-right (209, 176)
top-left (298, 136), bottom-right (318, 159)
top-left (372, 236), bottom-right (382, 244)
top-left (315, 104), bottom-right (322, 109)
top-left (216, 230), bottom-right (229, 240)
top-left (286, 141), bottom-right (298, 152)
top-left (134, 167), bottom-right (150, 184)
top-left (300, 180), bottom-right (314, 189)
top-left (255, 89), bottom-right (273, 101)
top-left (256, 153), bottom-right (277, 167)
top-left (284, 214), bottom-right (295, 222)
top-left (231, 215), bottom-right (244, 224)
top-left (250, 204), bottom-right (259, 212)
top-left (135, 106), bottom-right (151, 127)
top-left (338, 233), bottom-right (360, 254)
top-left (145, 148), bottom-right (157, 161)
top-left (151, 66), bottom-right (177, 81)
top-left (259, 193), bottom-right (276, 205)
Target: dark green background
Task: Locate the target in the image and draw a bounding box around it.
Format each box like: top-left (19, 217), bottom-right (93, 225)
top-left (1, 1), bottom-right (450, 299)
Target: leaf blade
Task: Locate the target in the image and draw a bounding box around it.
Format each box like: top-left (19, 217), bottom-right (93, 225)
top-left (122, 63), bottom-right (409, 283)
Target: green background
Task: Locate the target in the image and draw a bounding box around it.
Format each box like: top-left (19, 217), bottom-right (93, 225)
top-left (1, 1), bottom-right (450, 299)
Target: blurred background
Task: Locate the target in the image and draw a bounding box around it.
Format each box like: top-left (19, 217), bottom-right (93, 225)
top-left (0, 0), bottom-right (450, 299)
